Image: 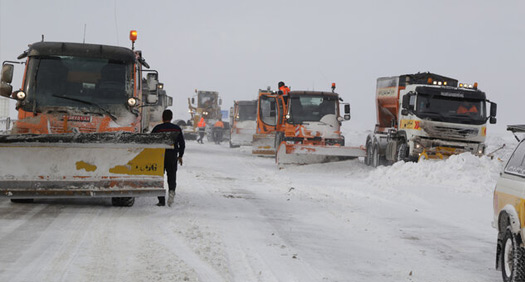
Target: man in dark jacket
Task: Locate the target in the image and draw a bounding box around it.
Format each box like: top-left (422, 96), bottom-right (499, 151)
top-left (152, 109), bottom-right (185, 207)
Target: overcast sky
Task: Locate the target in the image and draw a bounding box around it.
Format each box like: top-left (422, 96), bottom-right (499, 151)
top-left (1, 0), bottom-right (523, 133)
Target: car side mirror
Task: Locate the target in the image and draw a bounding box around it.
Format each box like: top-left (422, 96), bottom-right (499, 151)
top-left (191, 97), bottom-right (195, 104)
top-left (490, 116), bottom-right (497, 124)
top-left (219, 98), bottom-right (222, 106)
top-left (0, 83), bottom-right (13, 98)
top-left (167, 97), bottom-right (173, 107)
top-left (401, 109), bottom-right (408, 116)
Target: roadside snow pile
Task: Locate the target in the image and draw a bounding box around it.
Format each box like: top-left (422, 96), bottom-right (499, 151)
top-left (367, 153), bottom-right (504, 196)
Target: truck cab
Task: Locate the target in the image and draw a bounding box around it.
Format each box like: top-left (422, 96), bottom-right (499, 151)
top-left (399, 83), bottom-right (497, 160)
top-left (366, 72), bottom-right (497, 166)
top-left (0, 41), bottom-right (158, 134)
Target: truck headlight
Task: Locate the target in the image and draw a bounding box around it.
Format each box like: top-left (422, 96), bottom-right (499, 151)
top-left (16, 91), bottom-right (26, 100)
top-left (127, 97), bottom-right (138, 107)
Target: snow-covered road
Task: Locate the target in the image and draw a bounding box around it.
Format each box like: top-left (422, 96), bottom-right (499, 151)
top-left (0, 132), bottom-right (515, 282)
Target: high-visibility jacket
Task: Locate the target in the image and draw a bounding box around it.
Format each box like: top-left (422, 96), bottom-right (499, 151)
top-left (214, 121), bottom-right (224, 128)
top-left (279, 86), bottom-right (290, 95)
top-left (457, 105), bottom-right (478, 114)
top-left (197, 118), bottom-right (206, 128)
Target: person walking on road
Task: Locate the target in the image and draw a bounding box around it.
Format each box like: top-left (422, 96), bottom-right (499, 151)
top-left (152, 109), bottom-right (185, 207)
top-left (213, 119), bottom-right (225, 144)
top-left (197, 117), bottom-right (206, 144)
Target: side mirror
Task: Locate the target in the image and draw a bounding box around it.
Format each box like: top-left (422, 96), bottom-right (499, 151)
top-left (490, 116), bottom-right (497, 124)
top-left (343, 104), bottom-right (351, 120)
top-left (344, 104), bottom-right (350, 115)
top-left (167, 97), bottom-right (173, 107)
top-left (229, 107), bottom-right (233, 118)
top-left (0, 84), bottom-right (13, 98)
top-left (191, 97), bottom-right (195, 104)
top-left (1, 64), bottom-right (14, 84)
top-left (219, 98), bottom-right (222, 106)
top-left (401, 109), bottom-right (408, 116)
top-left (402, 94), bottom-right (410, 109)
top-left (146, 94), bottom-right (158, 104)
top-left (490, 102), bottom-right (497, 117)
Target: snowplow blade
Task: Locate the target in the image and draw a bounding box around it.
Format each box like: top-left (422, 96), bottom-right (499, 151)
top-left (0, 132), bottom-right (176, 199)
top-left (252, 133), bottom-right (276, 156)
top-left (276, 142), bottom-right (366, 166)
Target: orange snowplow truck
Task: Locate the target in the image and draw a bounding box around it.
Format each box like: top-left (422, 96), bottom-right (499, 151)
top-left (252, 88), bottom-right (287, 155)
top-left (253, 84), bottom-right (366, 165)
top-left (0, 31), bottom-right (176, 206)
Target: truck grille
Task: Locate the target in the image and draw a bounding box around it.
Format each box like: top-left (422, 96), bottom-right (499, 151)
top-left (420, 123), bottom-right (479, 139)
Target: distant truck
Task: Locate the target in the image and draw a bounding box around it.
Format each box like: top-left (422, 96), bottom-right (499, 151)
top-left (229, 100), bottom-right (257, 148)
top-left (142, 71), bottom-right (173, 132)
top-left (177, 89), bottom-right (222, 140)
top-left (365, 72), bottom-right (497, 167)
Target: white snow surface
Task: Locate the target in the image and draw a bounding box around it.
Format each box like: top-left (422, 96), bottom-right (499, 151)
top-left (0, 128), bottom-right (519, 282)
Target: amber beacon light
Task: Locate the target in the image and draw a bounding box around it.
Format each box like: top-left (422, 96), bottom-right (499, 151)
top-left (130, 30), bottom-right (138, 50)
top-left (130, 30), bottom-right (138, 42)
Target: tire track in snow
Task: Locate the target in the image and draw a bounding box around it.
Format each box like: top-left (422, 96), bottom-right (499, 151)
top-left (183, 143), bottom-right (327, 281)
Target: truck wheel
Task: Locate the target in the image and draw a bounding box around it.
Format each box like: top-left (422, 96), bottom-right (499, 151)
top-left (372, 144), bottom-right (380, 168)
top-left (501, 227), bottom-right (525, 282)
top-left (365, 141), bottom-right (373, 166)
top-left (111, 197), bottom-right (135, 207)
top-left (10, 199), bottom-right (34, 203)
top-left (397, 143), bottom-right (408, 162)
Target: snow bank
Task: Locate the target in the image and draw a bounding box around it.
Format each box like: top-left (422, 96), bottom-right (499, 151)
top-left (367, 153), bottom-right (503, 196)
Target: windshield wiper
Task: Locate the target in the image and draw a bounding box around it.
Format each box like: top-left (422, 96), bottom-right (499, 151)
top-left (51, 95), bottom-right (117, 121)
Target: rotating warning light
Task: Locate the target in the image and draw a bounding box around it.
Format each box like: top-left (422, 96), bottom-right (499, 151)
top-left (129, 30), bottom-right (138, 42)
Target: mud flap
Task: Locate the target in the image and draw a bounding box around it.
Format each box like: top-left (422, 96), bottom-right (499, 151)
top-left (0, 132), bottom-right (177, 199)
top-left (276, 142), bottom-right (366, 167)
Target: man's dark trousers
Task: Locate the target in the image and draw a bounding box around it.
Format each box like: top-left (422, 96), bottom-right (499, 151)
top-left (158, 156), bottom-right (177, 205)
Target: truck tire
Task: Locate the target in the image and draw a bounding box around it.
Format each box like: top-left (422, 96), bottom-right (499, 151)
top-left (365, 140), bottom-right (373, 166)
top-left (372, 144), bottom-right (380, 168)
top-left (10, 199), bottom-right (34, 203)
top-left (397, 143), bottom-right (408, 162)
top-left (111, 197), bottom-right (135, 207)
top-left (501, 227), bottom-right (525, 282)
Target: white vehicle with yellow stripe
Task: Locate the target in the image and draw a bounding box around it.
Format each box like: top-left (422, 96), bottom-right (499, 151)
top-left (365, 72), bottom-right (497, 167)
top-left (493, 125), bottom-right (525, 282)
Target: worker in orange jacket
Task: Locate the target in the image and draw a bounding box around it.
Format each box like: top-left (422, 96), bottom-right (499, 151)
top-left (213, 119), bottom-right (224, 144)
top-left (197, 117), bottom-right (206, 144)
top-left (278, 81), bottom-right (290, 95)
top-left (456, 102), bottom-right (478, 114)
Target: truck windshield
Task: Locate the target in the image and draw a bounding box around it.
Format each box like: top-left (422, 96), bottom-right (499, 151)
top-left (23, 56), bottom-right (132, 113)
top-left (415, 93), bottom-right (486, 125)
top-left (289, 95), bottom-right (337, 123)
top-left (238, 104), bottom-right (257, 121)
top-left (198, 93), bottom-right (217, 108)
